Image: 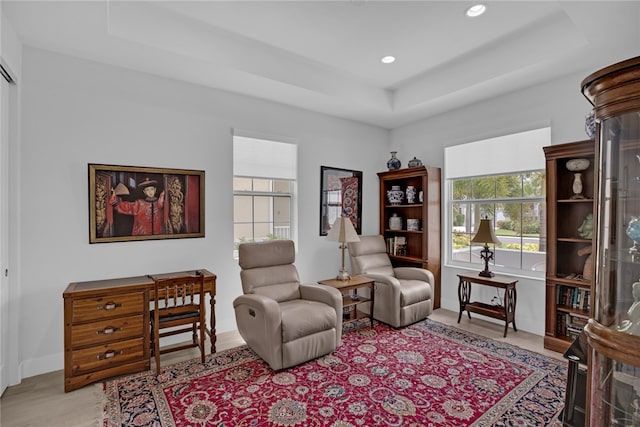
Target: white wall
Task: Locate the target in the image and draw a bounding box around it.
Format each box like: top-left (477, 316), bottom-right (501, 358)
top-left (16, 47), bottom-right (388, 380)
top-left (391, 70), bottom-right (597, 335)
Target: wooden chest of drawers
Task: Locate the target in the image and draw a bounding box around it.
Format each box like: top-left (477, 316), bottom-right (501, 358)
top-left (63, 277), bottom-right (150, 392)
top-left (64, 270), bottom-right (216, 392)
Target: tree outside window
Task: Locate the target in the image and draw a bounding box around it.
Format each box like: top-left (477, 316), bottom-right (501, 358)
top-left (450, 171), bottom-right (545, 273)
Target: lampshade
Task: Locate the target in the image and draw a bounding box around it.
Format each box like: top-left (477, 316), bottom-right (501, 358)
top-left (327, 216), bottom-right (360, 243)
top-left (471, 219), bottom-right (501, 245)
top-left (327, 216), bottom-right (360, 281)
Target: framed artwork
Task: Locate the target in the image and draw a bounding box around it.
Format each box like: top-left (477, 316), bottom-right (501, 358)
top-left (89, 164), bottom-right (205, 243)
top-left (319, 166), bottom-right (362, 236)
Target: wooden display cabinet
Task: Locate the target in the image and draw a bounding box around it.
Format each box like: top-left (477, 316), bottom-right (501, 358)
top-left (582, 55), bottom-right (640, 426)
top-left (543, 140), bottom-right (596, 353)
top-left (378, 165), bottom-right (441, 308)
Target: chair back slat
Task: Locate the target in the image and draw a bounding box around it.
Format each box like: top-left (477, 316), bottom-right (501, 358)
top-left (152, 273), bottom-right (206, 374)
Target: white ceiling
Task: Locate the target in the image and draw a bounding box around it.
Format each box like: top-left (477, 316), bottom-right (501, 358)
top-left (4, 1), bottom-right (640, 129)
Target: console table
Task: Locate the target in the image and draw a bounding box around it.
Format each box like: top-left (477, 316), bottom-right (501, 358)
top-left (457, 273), bottom-right (517, 337)
top-left (63, 269), bottom-right (216, 392)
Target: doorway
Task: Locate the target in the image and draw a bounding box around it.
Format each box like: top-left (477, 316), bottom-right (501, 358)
top-left (0, 60), bottom-right (15, 395)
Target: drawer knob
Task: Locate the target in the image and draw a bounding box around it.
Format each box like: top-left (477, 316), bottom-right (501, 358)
top-left (96, 326), bottom-right (122, 335)
top-left (97, 350), bottom-right (123, 360)
top-left (97, 302), bottom-right (122, 311)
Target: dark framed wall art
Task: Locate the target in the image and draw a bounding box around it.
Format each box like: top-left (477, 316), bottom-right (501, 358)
top-left (319, 166), bottom-right (362, 236)
top-left (89, 164), bottom-right (205, 243)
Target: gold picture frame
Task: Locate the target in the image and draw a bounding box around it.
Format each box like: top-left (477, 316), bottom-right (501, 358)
top-left (89, 164), bottom-right (205, 243)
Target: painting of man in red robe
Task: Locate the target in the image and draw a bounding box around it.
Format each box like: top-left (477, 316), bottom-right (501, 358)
top-left (90, 164), bottom-right (204, 243)
top-left (109, 178), bottom-right (166, 236)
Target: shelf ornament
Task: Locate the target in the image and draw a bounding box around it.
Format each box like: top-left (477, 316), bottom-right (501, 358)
top-left (626, 217), bottom-right (640, 261)
top-left (616, 280), bottom-right (640, 336)
top-left (566, 158), bottom-right (590, 199)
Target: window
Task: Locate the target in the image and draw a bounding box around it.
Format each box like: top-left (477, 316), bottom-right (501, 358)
top-left (233, 135), bottom-right (297, 256)
top-left (445, 128), bottom-right (549, 277)
top-left (233, 177), bottom-right (293, 242)
top-left (450, 171), bottom-right (545, 273)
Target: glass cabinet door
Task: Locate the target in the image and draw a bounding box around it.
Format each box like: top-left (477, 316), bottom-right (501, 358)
top-left (583, 56), bottom-right (640, 427)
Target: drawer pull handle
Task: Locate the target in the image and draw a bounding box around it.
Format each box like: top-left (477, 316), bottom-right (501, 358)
top-left (97, 326), bottom-right (121, 335)
top-left (97, 350), bottom-right (122, 360)
top-left (97, 302), bottom-right (122, 311)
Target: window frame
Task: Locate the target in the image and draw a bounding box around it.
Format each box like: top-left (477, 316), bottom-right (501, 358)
top-left (446, 170), bottom-right (546, 279)
top-left (233, 176), bottom-right (295, 257)
top-left (232, 134), bottom-right (298, 258)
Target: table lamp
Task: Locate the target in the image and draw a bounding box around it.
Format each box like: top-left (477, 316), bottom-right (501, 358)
top-left (327, 215), bottom-right (360, 280)
top-left (471, 218), bottom-right (501, 277)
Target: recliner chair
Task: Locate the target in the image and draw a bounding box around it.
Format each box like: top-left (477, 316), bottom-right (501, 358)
top-left (234, 240), bottom-right (343, 370)
top-left (347, 235), bottom-right (433, 328)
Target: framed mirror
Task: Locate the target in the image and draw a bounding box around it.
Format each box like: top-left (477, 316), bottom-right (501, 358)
top-left (320, 166), bottom-right (362, 236)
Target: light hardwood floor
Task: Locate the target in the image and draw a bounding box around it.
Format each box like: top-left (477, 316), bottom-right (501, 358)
top-left (0, 308), bottom-right (566, 427)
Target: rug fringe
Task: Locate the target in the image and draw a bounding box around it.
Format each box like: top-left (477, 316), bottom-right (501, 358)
top-left (93, 382), bottom-right (106, 427)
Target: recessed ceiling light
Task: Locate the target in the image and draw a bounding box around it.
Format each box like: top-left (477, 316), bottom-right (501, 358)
top-left (381, 56), bottom-right (396, 64)
top-left (466, 4), bottom-right (486, 17)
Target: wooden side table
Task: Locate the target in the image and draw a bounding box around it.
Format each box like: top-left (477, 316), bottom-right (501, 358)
top-left (457, 273), bottom-right (517, 337)
top-left (318, 275), bottom-right (375, 328)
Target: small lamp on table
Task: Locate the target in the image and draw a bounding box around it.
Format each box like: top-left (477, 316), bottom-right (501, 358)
top-left (327, 215), bottom-right (360, 281)
top-left (471, 218), bottom-right (501, 277)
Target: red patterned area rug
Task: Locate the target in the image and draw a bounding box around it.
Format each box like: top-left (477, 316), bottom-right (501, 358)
top-left (102, 319), bottom-right (566, 426)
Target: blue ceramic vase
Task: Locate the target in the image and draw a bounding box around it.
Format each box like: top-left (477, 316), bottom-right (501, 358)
top-left (387, 151), bottom-right (401, 170)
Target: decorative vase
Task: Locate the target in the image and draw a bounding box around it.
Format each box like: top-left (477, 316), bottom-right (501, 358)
top-left (566, 158), bottom-right (589, 199)
top-left (386, 185), bottom-right (404, 205)
top-left (572, 173), bottom-right (584, 199)
top-left (408, 157), bottom-right (423, 168)
top-left (405, 186), bottom-right (417, 204)
top-left (389, 213), bottom-right (402, 230)
top-left (585, 110), bottom-right (596, 140)
top-left (387, 151), bottom-right (401, 170)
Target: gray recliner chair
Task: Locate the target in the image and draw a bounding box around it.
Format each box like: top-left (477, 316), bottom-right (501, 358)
top-left (347, 235), bottom-right (433, 328)
top-left (234, 240), bottom-right (343, 370)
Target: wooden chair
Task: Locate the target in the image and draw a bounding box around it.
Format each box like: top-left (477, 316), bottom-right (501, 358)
top-left (151, 273), bottom-right (206, 374)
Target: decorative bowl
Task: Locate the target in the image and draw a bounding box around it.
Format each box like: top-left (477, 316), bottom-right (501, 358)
top-left (566, 158), bottom-right (590, 172)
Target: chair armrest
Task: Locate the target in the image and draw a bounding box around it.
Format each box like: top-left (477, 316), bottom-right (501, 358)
top-left (300, 284), bottom-right (343, 345)
top-left (360, 273), bottom-right (402, 302)
top-left (233, 294), bottom-right (281, 322)
top-left (233, 294), bottom-right (285, 368)
top-left (394, 267), bottom-right (434, 284)
top-left (360, 273), bottom-right (401, 288)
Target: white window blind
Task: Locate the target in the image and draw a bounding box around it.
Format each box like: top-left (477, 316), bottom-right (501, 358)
top-left (233, 135), bottom-right (297, 180)
top-left (445, 127), bottom-right (550, 179)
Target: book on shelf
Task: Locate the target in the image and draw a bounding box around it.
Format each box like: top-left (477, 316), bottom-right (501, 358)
top-left (386, 236), bottom-right (407, 256)
top-left (557, 286), bottom-right (591, 312)
top-left (568, 313), bottom-right (588, 328)
top-left (557, 312), bottom-right (589, 340)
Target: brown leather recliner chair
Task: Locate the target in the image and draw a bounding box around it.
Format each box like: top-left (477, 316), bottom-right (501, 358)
top-left (347, 235), bottom-right (433, 328)
top-left (234, 240), bottom-right (343, 370)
